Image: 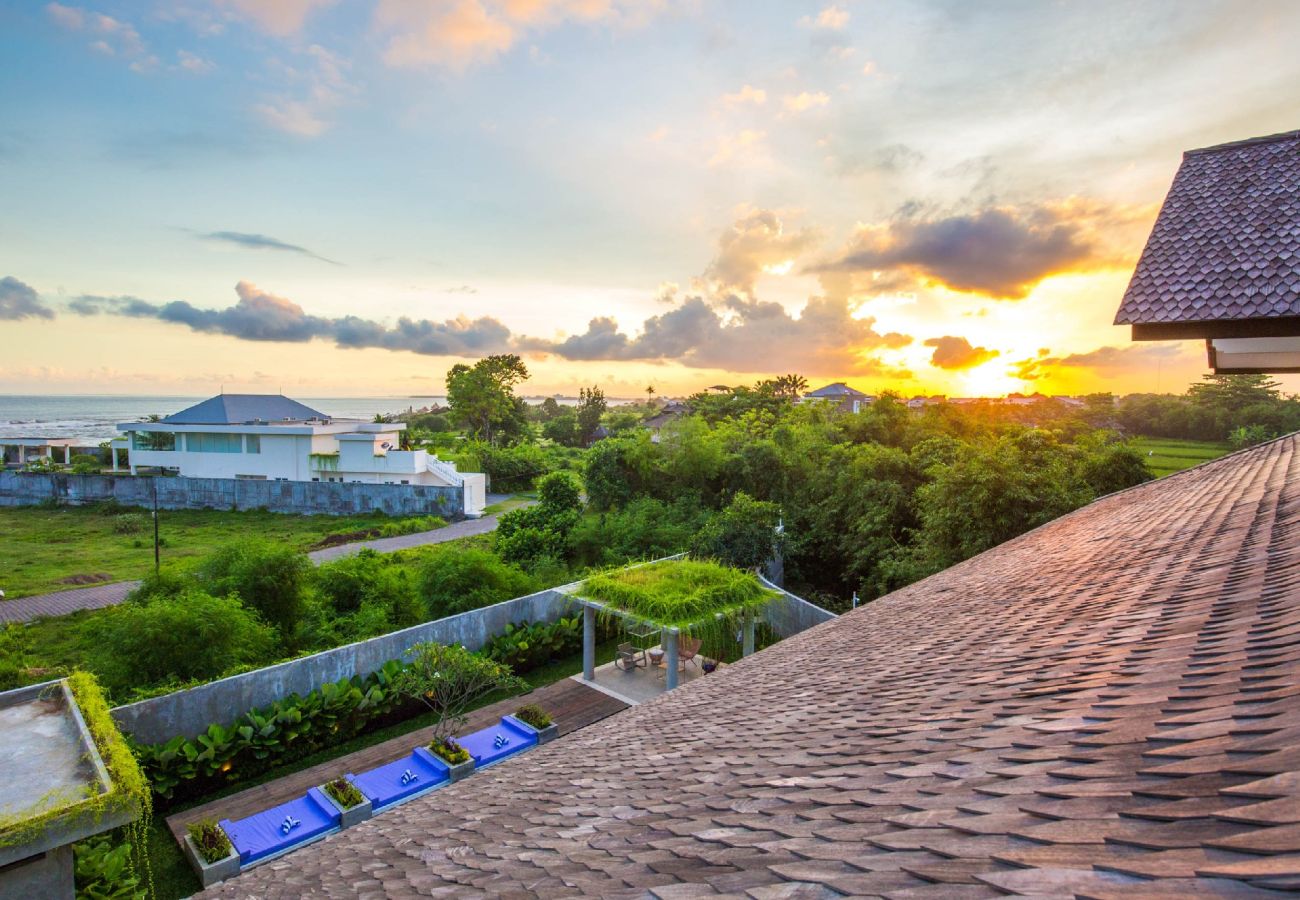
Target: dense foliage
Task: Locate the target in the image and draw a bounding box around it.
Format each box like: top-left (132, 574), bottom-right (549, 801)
top-left (579, 559), bottom-right (777, 628)
top-left (392, 643), bottom-right (525, 742)
top-left (419, 546), bottom-right (538, 619)
top-left (482, 616), bottom-right (582, 673)
top-left (185, 819), bottom-right (233, 865)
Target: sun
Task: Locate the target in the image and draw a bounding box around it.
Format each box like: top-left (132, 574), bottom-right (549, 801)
top-left (960, 362), bottom-right (1026, 398)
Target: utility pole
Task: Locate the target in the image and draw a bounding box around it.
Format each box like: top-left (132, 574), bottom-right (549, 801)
top-left (152, 477), bottom-right (160, 574)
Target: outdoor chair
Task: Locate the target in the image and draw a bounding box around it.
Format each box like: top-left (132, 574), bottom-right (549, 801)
top-left (615, 642), bottom-right (646, 671)
top-left (679, 637), bottom-right (703, 670)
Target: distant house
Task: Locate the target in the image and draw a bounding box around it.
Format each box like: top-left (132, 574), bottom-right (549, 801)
top-left (115, 393), bottom-right (486, 515)
top-left (0, 437), bottom-right (90, 468)
top-left (906, 395), bottom-right (946, 410)
top-left (642, 400), bottom-right (689, 443)
top-left (802, 382), bottom-right (873, 414)
top-left (1115, 129), bottom-right (1300, 373)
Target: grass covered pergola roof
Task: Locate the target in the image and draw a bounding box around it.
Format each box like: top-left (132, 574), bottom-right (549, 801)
top-left (577, 559), bottom-right (777, 630)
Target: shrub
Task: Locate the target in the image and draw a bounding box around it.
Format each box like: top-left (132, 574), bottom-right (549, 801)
top-left (690, 492), bottom-right (782, 570)
top-left (322, 777), bottom-right (365, 809)
top-left (197, 540), bottom-right (310, 643)
top-left (428, 736), bottom-right (470, 765)
top-left (393, 642), bottom-right (525, 741)
top-left (111, 512), bottom-right (147, 534)
top-left (570, 497), bottom-right (707, 567)
top-left (537, 470), bottom-right (582, 512)
top-left (74, 836), bottom-right (145, 900)
top-left (478, 441), bottom-right (554, 491)
top-left (70, 453), bottom-right (102, 474)
top-left (514, 703), bottom-right (553, 729)
top-left (125, 567), bottom-right (191, 603)
top-left (418, 547), bottom-right (536, 619)
top-left (482, 617), bottom-right (582, 673)
top-left (91, 591), bottom-right (277, 697)
top-left (186, 819), bottom-right (233, 864)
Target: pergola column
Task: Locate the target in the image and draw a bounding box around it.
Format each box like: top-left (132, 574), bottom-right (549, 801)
top-left (664, 628), bottom-right (680, 690)
top-left (63, 445), bottom-right (71, 464)
top-left (582, 604), bottom-right (596, 681)
top-left (18, 444), bottom-right (25, 465)
top-left (743, 610), bottom-right (756, 657)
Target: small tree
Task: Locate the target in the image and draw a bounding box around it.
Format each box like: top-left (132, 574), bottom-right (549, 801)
top-left (393, 643), bottom-right (525, 741)
top-left (577, 385), bottom-right (607, 445)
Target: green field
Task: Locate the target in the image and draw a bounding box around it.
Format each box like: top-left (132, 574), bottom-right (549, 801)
top-left (1130, 438), bottom-right (1233, 479)
top-left (0, 505), bottom-right (418, 599)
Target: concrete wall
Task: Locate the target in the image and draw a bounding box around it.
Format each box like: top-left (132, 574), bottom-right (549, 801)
top-left (0, 471), bottom-right (463, 518)
top-left (759, 574), bottom-right (838, 638)
top-left (111, 587), bottom-right (575, 744)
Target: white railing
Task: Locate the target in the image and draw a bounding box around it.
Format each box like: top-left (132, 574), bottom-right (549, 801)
top-left (425, 456), bottom-right (464, 486)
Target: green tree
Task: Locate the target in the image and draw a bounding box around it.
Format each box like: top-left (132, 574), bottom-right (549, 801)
top-left (445, 355), bottom-right (530, 445)
top-left (495, 471), bottom-right (583, 567)
top-left (691, 492), bottom-right (783, 570)
top-left (392, 643), bottom-right (525, 741)
top-left (541, 408), bottom-right (580, 446)
top-left (196, 541), bottom-right (310, 646)
top-left (576, 385), bottom-right (607, 445)
top-left (418, 546), bottom-right (537, 619)
top-left (584, 439), bottom-right (638, 510)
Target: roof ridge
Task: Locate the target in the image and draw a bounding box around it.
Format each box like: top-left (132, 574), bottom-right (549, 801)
top-left (1184, 128), bottom-right (1300, 157)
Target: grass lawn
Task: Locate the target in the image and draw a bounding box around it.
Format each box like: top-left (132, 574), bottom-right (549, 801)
top-left (0, 505), bottom-right (429, 599)
top-left (141, 639), bottom-right (619, 899)
top-left (1130, 437), bottom-right (1234, 478)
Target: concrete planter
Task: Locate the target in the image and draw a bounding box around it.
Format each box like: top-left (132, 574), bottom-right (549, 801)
top-left (183, 833), bottom-right (240, 888)
top-left (507, 714), bottom-right (558, 744)
top-left (428, 749), bottom-right (474, 782)
top-left (318, 783), bottom-right (373, 829)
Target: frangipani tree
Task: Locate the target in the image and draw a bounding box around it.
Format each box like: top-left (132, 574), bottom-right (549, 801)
top-left (393, 643), bottom-right (526, 742)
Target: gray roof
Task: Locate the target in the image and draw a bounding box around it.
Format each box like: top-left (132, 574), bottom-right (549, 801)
top-left (805, 381), bottom-right (867, 398)
top-left (161, 394), bottom-right (328, 425)
top-left (1115, 129), bottom-right (1300, 327)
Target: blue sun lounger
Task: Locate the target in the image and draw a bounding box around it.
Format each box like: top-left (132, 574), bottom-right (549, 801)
top-left (458, 716), bottom-right (537, 769)
top-left (220, 788), bottom-right (339, 866)
top-left (349, 748), bottom-right (450, 811)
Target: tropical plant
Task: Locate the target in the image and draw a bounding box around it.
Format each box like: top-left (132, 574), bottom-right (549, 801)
top-left (186, 819), bottom-right (233, 864)
top-left (322, 778), bottom-right (365, 810)
top-left (514, 703), bottom-right (553, 730)
top-left (428, 735), bottom-right (470, 765)
top-left (392, 643), bottom-right (525, 742)
top-left (74, 835), bottom-right (146, 900)
top-left (482, 617), bottom-right (582, 673)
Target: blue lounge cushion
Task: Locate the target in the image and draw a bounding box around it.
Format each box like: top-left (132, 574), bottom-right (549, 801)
top-left (349, 750), bottom-right (448, 811)
top-left (458, 717), bottom-right (537, 768)
top-left (220, 788), bottom-right (338, 866)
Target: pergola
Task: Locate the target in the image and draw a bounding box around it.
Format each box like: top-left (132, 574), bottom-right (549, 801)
top-left (565, 578), bottom-right (768, 691)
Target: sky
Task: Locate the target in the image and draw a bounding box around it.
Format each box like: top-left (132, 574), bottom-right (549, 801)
top-left (2, 0), bottom-right (1299, 399)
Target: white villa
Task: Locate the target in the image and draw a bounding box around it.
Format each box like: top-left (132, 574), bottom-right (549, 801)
top-left (114, 394), bottom-right (486, 516)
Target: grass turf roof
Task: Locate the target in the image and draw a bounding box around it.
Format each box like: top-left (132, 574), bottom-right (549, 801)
top-left (577, 559), bottom-right (777, 630)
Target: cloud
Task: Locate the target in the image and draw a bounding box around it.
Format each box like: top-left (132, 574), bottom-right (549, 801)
top-left (521, 292), bottom-right (912, 376)
top-left (444, 285), bottom-right (478, 294)
top-left (1012, 344), bottom-right (1188, 380)
top-left (200, 231), bottom-right (339, 265)
top-left (70, 281), bottom-right (515, 357)
top-left (834, 143), bottom-right (923, 176)
top-left (704, 208), bottom-right (823, 297)
top-left (215, 0), bottom-right (336, 36)
top-left (924, 335), bottom-right (998, 370)
top-left (708, 129), bottom-right (767, 167)
top-left (819, 200), bottom-right (1134, 299)
top-left (176, 50), bottom-right (215, 74)
top-left (256, 44), bottom-right (354, 137)
top-left (799, 5), bottom-right (849, 29)
top-left (0, 277), bottom-right (54, 321)
top-left (721, 84), bottom-right (766, 107)
top-left (47, 3), bottom-right (156, 71)
top-left (783, 91), bottom-right (830, 113)
top-left (374, 0), bottom-right (658, 72)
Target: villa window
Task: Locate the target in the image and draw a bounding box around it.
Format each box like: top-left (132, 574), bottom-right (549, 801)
top-left (245, 434), bottom-right (261, 454)
top-left (187, 432), bottom-right (242, 453)
top-left (131, 431), bottom-right (175, 451)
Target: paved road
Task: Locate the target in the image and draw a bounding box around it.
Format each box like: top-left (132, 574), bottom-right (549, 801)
top-left (0, 499), bottom-right (530, 625)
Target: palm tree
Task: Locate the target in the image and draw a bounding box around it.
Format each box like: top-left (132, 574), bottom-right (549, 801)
top-left (646, 385), bottom-right (656, 406)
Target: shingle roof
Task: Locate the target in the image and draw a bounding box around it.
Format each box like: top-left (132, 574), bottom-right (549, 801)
top-left (161, 394), bottom-right (328, 425)
top-left (1115, 129), bottom-right (1300, 326)
top-left (206, 435), bottom-right (1300, 898)
top-left (806, 382), bottom-right (867, 399)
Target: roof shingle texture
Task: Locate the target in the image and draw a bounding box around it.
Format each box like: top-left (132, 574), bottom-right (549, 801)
top-left (162, 394), bottom-right (328, 425)
top-left (206, 435), bottom-right (1300, 898)
top-left (1115, 130), bottom-right (1300, 326)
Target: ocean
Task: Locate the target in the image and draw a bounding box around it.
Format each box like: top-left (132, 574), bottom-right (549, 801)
top-left (0, 396), bottom-right (450, 442)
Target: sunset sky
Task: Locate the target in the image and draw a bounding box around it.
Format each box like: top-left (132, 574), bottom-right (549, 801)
top-left (2, 0), bottom-right (1299, 398)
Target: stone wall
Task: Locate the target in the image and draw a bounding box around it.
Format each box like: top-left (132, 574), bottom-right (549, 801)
top-left (0, 471), bottom-right (463, 519)
top-left (111, 587), bottom-right (573, 744)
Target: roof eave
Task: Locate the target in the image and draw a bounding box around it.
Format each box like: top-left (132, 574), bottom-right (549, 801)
top-left (1130, 316), bottom-right (1300, 341)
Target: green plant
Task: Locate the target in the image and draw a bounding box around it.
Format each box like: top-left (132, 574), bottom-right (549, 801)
top-left (418, 546), bottom-right (536, 619)
top-left (197, 540), bottom-right (310, 643)
top-left (70, 454), bottom-right (102, 474)
top-left (393, 643), bottom-right (525, 742)
top-left (579, 559), bottom-right (776, 629)
top-left (111, 513), bottom-right (147, 535)
top-left (322, 777), bottom-right (365, 810)
top-left (74, 835), bottom-right (146, 900)
top-left (483, 617), bottom-right (581, 673)
top-left (427, 735), bottom-right (470, 765)
top-left (185, 819), bottom-right (233, 864)
top-left (514, 704), bottom-right (552, 730)
top-left (690, 492), bottom-right (782, 570)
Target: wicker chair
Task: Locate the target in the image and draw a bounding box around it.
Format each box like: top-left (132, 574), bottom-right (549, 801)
top-left (615, 642), bottom-right (646, 671)
top-left (678, 636), bottom-right (703, 670)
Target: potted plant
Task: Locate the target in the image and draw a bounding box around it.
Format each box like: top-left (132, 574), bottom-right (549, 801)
top-left (318, 776), bottom-right (372, 828)
top-left (393, 643), bottom-right (525, 781)
top-left (425, 735), bottom-right (474, 782)
top-left (183, 818), bottom-right (239, 887)
top-left (511, 704), bottom-right (558, 744)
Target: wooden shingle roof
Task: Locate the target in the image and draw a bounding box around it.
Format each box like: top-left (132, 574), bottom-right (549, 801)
top-left (208, 436), bottom-right (1300, 898)
top-left (1115, 130), bottom-right (1300, 333)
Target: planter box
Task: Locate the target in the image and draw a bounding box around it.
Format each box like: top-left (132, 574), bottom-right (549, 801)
top-left (505, 713), bottom-right (558, 745)
top-left (183, 833), bottom-right (240, 888)
top-left (443, 755), bottom-right (475, 782)
top-left (317, 783), bottom-right (373, 829)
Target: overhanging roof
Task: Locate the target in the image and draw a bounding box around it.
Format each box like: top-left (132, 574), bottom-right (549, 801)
top-left (207, 436), bottom-right (1300, 897)
top-left (162, 394), bottom-right (329, 425)
top-left (1115, 129), bottom-right (1300, 341)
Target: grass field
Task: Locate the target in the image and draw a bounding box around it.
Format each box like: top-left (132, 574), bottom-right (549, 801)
top-left (0, 505), bottom-right (417, 599)
top-left (1130, 437), bottom-right (1234, 478)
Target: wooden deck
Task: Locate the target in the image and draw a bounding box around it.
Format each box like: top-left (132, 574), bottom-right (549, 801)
top-left (164, 678), bottom-right (628, 845)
